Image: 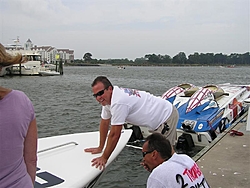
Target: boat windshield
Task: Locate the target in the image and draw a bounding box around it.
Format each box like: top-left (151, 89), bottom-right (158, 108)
top-left (25, 55), bottom-right (41, 61)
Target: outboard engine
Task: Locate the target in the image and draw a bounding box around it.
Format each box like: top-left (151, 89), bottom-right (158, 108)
top-left (181, 121), bottom-right (196, 133)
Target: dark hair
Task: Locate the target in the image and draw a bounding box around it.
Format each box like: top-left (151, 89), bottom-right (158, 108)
top-left (91, 76), bottom-right (114, 89)
top-left (145, 132), bottom-right (172, 160)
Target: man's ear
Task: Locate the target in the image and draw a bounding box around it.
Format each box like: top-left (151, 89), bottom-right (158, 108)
top-left (152, 150), bottom-right (158, 159)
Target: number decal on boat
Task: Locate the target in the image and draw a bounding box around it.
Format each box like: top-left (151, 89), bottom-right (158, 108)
top-left (35, 167), bottom-right (64, 188)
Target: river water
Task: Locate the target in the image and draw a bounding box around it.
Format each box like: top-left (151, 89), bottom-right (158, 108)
top-left (1, 65), bottom-right (249, 188)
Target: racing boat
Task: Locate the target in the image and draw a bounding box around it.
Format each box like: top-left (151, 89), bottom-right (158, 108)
top-left (164, 83), bottom-right (250, 148)
top-left (127, 83), bottom-right (250, 151)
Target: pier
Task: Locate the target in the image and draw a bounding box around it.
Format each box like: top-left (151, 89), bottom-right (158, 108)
top-left (194, 112), bottom-right (250, 187)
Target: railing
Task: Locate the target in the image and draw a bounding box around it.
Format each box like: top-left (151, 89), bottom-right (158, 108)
top-left (38, 141), bottom-right (78, 154)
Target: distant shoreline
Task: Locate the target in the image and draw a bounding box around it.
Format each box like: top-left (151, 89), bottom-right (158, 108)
top-left (64, 63), bottom-right (249, 67)
top-left (65, 63), bottom-right (100, 66)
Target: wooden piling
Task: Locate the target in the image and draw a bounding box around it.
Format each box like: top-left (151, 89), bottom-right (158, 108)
top-left (59, 59), bottom-right (63, 75)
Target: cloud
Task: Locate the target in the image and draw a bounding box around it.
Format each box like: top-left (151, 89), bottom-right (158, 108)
top-left (0, 0), bottom-right (249, 60)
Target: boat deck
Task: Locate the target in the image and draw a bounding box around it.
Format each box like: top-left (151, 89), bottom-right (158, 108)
top-left (194, 113), bottom-right (250, 187)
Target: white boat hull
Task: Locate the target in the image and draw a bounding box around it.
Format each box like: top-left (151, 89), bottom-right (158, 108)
top-left (38, 71), bottom-right (60, 76)
top-left (7, 50), bottom-right (42, 76)
top-left (35, 130), bottom-right (132, 188)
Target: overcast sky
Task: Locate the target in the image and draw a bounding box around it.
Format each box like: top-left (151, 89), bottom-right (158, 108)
top-left (0, 0), bottom-right (249, 60)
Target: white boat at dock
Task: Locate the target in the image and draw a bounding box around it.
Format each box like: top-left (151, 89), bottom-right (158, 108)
top-left (7, 50), bottom-right (42, 76)
top-left (41, 63), bottom-right (57, 71)
top-left (38, 70), bottom-right (60, 76)
top-left (4, 50), bottom-right (60, 76)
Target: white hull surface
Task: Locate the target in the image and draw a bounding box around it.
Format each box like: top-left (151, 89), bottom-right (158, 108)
top-left (11, 61), bottom-right (41, 75)
top-left (35, 130), bottom-right (132, 188)
top-left (38, 70), bottom-right (60, 76)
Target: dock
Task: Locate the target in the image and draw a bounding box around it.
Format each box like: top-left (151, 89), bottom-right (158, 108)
top-left (194, 113), bottom-right (250, 187)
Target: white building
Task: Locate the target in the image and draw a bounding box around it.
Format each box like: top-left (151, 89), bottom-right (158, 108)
top-left (6, 38), bottom-right (74, 64)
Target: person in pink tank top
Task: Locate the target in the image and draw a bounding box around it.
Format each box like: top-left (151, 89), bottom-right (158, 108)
top-left (0, 43), bottom-right (38, 188)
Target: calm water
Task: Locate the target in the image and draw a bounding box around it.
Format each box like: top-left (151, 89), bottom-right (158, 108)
top-left (1, 66), bottom-right (249, 187)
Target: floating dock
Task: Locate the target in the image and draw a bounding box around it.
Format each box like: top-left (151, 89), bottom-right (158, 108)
top-left (193, 112), bottom-right (250, 187)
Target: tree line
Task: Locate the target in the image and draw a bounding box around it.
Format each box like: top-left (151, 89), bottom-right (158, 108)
top-left (70, 52), bottom-right (250, 66)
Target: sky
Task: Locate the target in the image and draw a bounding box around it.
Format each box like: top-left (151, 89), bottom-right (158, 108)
top-left (0, 0), bottom-right (249, 60)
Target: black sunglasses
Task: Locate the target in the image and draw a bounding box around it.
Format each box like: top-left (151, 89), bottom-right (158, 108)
top-left (93, 87), bottom-right (108, 98)
top-left (142, 150), bottom-right (154, 157)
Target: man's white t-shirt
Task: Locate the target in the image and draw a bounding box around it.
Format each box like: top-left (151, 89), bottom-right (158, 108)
top-left (101, 86), bottom-right (173, 130)
top-left (147, 153), bottom-right (210, 188)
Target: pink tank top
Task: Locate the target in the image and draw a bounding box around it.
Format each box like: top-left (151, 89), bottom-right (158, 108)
top-left (0, 90), bottom-right (35, 187)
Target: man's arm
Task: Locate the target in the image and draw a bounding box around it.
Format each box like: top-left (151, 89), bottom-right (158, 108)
top-left (98, 118), bottom-right (110, 151)
top-left (84, 118), bottom-right (110, 154)
top-left (91, 124), bottom-right (123, 170)
top-left (102, 125), bottom-right (122, 160)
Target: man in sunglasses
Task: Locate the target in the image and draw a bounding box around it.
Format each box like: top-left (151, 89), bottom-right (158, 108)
top-left (85, 76), bottom-right (179, 170)
top-left (141, 133), bottom-right (210, 188)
